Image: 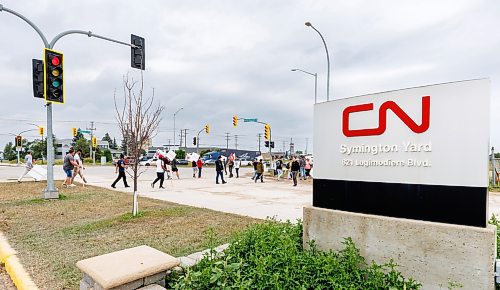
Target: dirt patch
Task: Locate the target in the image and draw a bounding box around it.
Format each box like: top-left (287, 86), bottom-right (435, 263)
top-left (0, 181), bottom-right (260, 289)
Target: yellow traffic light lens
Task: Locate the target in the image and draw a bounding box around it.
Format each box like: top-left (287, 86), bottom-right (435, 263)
top-left (51, 69), bottom-right (60, 77)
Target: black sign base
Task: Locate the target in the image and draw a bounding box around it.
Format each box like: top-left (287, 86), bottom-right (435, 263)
top-left (313, 179), bottom-right (488, 228)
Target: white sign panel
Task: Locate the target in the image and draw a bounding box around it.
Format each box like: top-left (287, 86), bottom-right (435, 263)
top-left (314, 79), bottom-right (490, 187)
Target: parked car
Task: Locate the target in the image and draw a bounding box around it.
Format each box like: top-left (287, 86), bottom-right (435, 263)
top-left (204, 159), bottom-right (216, 165)
top-left (239, 158), bottom-right (253, 166)
top-left (112, 156), bottom-right (136, 166)
top-left (176, 159), bottom-right (189, 165)
top-left (138, 158), bottom-right (157, 166)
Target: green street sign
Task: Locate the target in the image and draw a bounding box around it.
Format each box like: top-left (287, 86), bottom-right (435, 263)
top-left (244, 118), bottom-right (258, 122)
top-left (79, 129), bottom-right (91, 134)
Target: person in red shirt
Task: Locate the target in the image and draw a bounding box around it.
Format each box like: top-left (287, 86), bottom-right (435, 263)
top-left (196, 158), bottom-right (203, 178)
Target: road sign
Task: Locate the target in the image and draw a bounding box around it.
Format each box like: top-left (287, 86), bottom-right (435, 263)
top-left (244, 118), bottom-right (258, 122)
top-left (78, 129), bottom-right (91, 134)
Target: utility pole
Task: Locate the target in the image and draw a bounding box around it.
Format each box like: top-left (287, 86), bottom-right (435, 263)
top-left (225, 133), bottom-right (230, 150)
top-left (283, 141), bottom-right (286, 153)
top-left (87, 121), bottom-right (96, 164)
top-left (305, 138), bottom-right (309, 155)
top-left (257, 133), bottom-right (262, 153)
top-left (289, 138), bottom-right (294, 156)
top-left (179, 130), bottom-right (183, 149)
top-left (234, 135), bottom-right (239, 150)
top-left (184, 129), bottom-right (188, 151)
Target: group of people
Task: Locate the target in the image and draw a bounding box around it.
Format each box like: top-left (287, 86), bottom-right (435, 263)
top-left (151, 156), bottom-right (182, 189)
top-left (214, 154), bottom-right (243, 184)
top-left (250, 155), bottom-right (313, 186)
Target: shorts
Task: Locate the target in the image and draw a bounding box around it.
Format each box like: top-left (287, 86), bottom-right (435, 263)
top-left (172, 168), bottom-right (178, 172)
top-left (64, 169), bottom-right (73, 177)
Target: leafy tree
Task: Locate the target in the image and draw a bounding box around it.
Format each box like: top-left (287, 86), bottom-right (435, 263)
top-left (102, 133), bottom-right (112, 143)
top-left (102, 149), bottom-right (112, 162)
top-left (74, 138), bottom-right (91, 157)
top-left (175, 149), bottom-right (186, 159)
top-left (3, 142), bottom-right (16, 161)
top-left (200, 149), bottom-right (211, 157)
top-left (112, 138), bottom-right (118, 150)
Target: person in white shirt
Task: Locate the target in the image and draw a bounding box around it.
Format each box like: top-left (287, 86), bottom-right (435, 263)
top-left (234, 157), bottom-right (241, 178)
top-left (71, 150), bottom-right (88, 186)
top-left (18, 150), bottom-right (36, 182)
top-left (151, 158), bottom-right (166, 189)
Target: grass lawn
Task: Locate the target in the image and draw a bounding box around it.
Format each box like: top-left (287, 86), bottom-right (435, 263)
top-left (0, 181), bottom-right (260, 290)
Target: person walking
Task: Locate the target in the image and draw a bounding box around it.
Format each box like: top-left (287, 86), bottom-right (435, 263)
top-left (151, 157), bottom-right (165, 189)
top-left (255, 159), bottom-right (264, 183)
top-left (291, 157), bottom-right (300, 186)
top-left (251, 158), bottom-right (258, 180)
top-left (234, 157), bottom-right (241, 178)
top-left (171, 158), bottom-right (180, 179)
top-left (228, 157), bottom-right (234, 178)
top-left (71, 149), bottom-right (88, 186)
top-left (164, 158), bottom-right (172, 180)
top-left (18, 150), bottom-right (36, 182)
top-left (299, 156), bottom-right (306, 180)
top-left (196, 158), bottom-right (203, 178)
top-left (62, 148), bottom-right (79, 187)
top-left (111, 154), bottom-right (130, 188)
top-left (304, 158), bottom-right (312, 180)
top-left (192, 160), bottom-right (198, 178)
top-left (215, 156), bottom-right (226, 184)
top-left (275, 157), bottom-right (283, 181)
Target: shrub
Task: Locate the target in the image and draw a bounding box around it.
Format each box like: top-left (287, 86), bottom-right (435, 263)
top-left (166, 220), bottom-right (421, 289)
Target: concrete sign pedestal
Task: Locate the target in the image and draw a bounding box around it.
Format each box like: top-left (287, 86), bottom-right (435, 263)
top-left (303, 206), bottom-right (496, 290)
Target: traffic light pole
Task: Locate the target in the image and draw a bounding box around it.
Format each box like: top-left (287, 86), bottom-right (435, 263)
top-left (1, 4), bottom-right (141, 199)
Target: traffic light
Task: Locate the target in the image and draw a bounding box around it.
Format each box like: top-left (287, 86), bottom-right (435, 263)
top-left (205, 124), bottom-right (210, 134)
top-left (72, 127), bottom-right (77, 137)
top-left (270, 141), bottom-right (275, 149)
top-left (44, 48), bottom-right (64, 104)
top-left (131, 34), bottom-right (145, 70)
top-left (32, 59), bottom-right (44, 99)
top-left (92, 137), bottom-right (97, 148)
top-left (39, 127), bottom-right (44, 136)
top-left (233, 115), bottom-right (238, 127)
top-left (15, 136), bottom-right (22, 148)
top-left (264, 124), bottom-right (270, 140)
top-left (265, 141), bottom-right (269, 148)
top-left (193, 137), bottom-right (197, 145)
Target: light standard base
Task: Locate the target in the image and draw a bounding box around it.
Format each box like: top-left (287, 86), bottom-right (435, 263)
top-left (43, 188), bottom-right (59, 199)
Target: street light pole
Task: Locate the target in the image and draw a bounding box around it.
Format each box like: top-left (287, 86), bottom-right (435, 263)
top-left (305, 22), bottom-right (331, 101)
top-left (291, 68), bottom-right (318, 104)
top-left (173, 107), bottom-right (183, 150)
top-left (28, 123), bottom-right (44, 164)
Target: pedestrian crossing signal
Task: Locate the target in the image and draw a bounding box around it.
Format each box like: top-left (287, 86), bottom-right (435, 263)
top-left (205, 124), bottom-right (210, 134)
top-left (39, 127), bottom-right (44, 136)
top-left (264, 124), bottom-right (270, 140)
top-left (233, 115), bottom-right (238, 127)
top-left (193, 137), bottom-right (197, 145)
top-left (92, 137), bottom-right (97, 148)
top-left (72, 128), bottom-right (77, 137)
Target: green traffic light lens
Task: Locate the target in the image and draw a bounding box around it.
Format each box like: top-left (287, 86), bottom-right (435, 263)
top-left (52, 80), bottom-right (61, 87)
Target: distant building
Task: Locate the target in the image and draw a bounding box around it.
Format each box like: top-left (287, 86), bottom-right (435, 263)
top-left (97, 140), bottom-right (110, 150)
top-left (55, 138), bottom-right (73, 160)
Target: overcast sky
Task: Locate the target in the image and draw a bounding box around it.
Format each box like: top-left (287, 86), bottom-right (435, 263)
top-left (0, 0), bottom-right (499, 154)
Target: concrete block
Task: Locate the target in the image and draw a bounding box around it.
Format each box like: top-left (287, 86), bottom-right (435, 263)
top-left (76, 245), bottom-right (179, 289)
top-left (109, 278), bottom-right (143, 290)
top-left (303, 206), bottom-right (496, 290)
top-left (137, 284), bottom-right (166, 290)
top-left (187, 252), bottom-right (205, 262)
top-left (143, 271), bottom-right (166, 285)
top-left (83, 273), bottom-right (95, 286)
top-left (80, 279), bottom-right (94, 290)
top-left (179, 256), bottom-right (197, 268)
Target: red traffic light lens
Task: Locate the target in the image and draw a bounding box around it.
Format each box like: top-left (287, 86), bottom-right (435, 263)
top-left (51, 56), bottom-right (60, 66)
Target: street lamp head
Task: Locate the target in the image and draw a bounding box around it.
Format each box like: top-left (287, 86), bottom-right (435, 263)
top-left (305, 22), bottom-right (312, 27)
top-left (291, 69), bottom-right (297, 71)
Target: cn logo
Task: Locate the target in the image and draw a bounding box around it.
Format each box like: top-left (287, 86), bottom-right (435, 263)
top-left (342, 96), bottom-right (430, 137)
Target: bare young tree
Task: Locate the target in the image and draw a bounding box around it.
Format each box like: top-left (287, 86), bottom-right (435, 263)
top-left (114, 73), bottom-right (164, 216)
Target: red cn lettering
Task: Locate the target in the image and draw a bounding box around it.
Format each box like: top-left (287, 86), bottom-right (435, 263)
top-left (342, 96), bottom-right (430, 137)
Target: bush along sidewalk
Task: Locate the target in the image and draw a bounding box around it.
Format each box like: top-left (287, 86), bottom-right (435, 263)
top-left (166, 219), bottom-right (421, 289)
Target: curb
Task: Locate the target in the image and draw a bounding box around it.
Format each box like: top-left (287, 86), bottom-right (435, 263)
top-left (0, 232), bottom-right (39, 290)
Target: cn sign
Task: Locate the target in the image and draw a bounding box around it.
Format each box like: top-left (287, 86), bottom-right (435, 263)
top-left (313, 79), bottom-right (490, 227)
top-left (342, 96), bottom-right (430, 137)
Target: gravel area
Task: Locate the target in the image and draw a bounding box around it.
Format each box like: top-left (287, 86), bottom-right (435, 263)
top-left (0, 265), bottom-right (16, 290)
